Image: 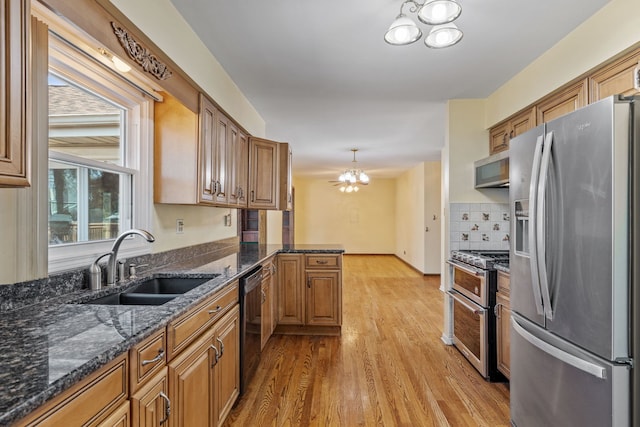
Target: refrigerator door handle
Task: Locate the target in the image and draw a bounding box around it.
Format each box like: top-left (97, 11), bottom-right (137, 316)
top-left (536, 131), bottom-right (554, 320)
top-left (528, 134), bottom-right (546, 316)
top-left (512, 317), bottom-right (607, 380)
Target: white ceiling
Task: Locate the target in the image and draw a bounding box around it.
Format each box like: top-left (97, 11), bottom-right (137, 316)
top-left (169, 0), bottom-right (610, 180)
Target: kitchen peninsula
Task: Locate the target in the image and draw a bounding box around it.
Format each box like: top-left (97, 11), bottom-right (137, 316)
top-left (0, 242), bottom-right (344, 426)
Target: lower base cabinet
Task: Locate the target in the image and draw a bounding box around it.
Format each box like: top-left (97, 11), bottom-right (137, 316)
top-left (131, 370), bottom-right (170, 427)
top-left (167, 304), bottom-right (240, 427)
top-left (495, 270), bottom-right (511, 379)
top-left (97, 401), bottom-right (130, 427)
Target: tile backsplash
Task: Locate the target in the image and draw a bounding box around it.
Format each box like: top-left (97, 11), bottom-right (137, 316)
top-left (449, 203), bottom-right (510, 251)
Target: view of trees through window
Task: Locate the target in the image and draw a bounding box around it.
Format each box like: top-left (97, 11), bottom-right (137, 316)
top-left (48, 73), bottom-right (130, 245)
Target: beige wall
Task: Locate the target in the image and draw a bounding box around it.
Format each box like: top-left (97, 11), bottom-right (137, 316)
top-left (293, 176), bottom-right (396, 253)
top-left (486, 0), bottom-right (640, 126)
top-left (395, 163), bottom-right (425, 270)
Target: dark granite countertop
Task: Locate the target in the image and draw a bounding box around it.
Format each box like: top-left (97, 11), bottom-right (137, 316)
top-left (494, 262), bottom-right (510, 274)
top-left (0, 243), bottom-right (343, 425)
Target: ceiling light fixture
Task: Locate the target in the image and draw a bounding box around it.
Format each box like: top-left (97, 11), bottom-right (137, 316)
top-left (384, 0), bottom-right (463, 49)
top-left (338, 149), bottom-right (370, 193)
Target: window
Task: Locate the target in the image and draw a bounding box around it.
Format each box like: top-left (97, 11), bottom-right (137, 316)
top-left (46, 31), bottom-right (155, 272)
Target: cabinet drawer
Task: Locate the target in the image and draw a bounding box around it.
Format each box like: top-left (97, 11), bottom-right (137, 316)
top-left (167, 280), bottom-right (238, 360)
top-left (18, 354), bottom-right (128, 427)
top-left (130, 328), bottom-right (166, 392)
top-left (305, 254), bottom-right (341, 269)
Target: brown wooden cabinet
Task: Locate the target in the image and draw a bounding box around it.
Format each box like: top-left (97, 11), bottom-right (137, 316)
top-left (261, 258), bottom-right (276, 349)
top-left (248, 137), bottom-right (279, 209)
top-left (536, 79), bottom-right (588, 124)
top-left (212, 305), bottom-right (240, 427)
top-left (276, 253), bottom-right (305, 325)
top-left (589, 47), bottom-right (640, 102)
top-left (130, 329), bottom-right (166, 394)
top-left (228, 122), bottom-right (248, 207)
top-left (247, 137), bottom-right (293, 210)
top-left (275, 253), bottom-right (342, 335)
top-left (16, 354), bottom-right (128, 426)
top-left (130, 370), bottom-right (170, 427)
top-left (168, 326), bottom-right (216, 427)
top-left (489, 107), bottom-right (536, 154)
top-left (154, 92), bottom-right (248, 208)
top-left (495, 270), bottom-right (511, 380)
top-left (0, 0), bottom-right (30, 187)
top-left (96, 402), bottom-right (130, 427)
top-left (168, 285), bottom-right (240, 427)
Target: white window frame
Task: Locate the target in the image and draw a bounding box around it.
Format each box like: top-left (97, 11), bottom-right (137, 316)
top-left (46, 32), bottom-right (154, 273)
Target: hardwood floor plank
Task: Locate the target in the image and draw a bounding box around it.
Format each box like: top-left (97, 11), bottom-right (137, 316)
top-left (224, 255), bottom-right (510, 426)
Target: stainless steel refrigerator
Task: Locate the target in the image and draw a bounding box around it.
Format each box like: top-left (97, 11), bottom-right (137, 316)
top-left (509, 95), bottom-right (638, 426)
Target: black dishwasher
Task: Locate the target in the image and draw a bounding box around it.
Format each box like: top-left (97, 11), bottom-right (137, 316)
top-left (239, 265), bottom-right (263, 395)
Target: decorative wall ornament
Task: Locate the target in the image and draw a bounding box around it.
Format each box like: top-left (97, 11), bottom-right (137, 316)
top-left (111, 22), bottom-right (173, 80)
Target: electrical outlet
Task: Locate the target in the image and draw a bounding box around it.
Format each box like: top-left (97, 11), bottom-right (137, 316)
top-left (176, 219), bottom-right (184, 234)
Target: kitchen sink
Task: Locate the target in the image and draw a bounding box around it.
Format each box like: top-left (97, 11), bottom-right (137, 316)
top-left (126, 276), bottom-right (212, 294)
top-left (84, 292), bottom-right (179, 305)
top-left (82, 276), bottom-right (214, 306)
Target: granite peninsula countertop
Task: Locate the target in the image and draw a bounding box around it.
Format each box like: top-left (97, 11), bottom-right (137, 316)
top-left (0, 243), bottom-right (344, 425)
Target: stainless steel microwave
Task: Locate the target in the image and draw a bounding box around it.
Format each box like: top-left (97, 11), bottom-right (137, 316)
top-left (474, 150), bottom-right (509, 188)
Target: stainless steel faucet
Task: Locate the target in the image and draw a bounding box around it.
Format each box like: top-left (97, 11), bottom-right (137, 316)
top-left (105, 229), bottom-right (155, 286)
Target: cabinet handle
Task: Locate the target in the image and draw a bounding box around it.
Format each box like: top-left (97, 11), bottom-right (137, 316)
top-left (307, 277), bottom-right (311, 288)
top-left (141, 348), bottom-right (164, 366)
top-left (211, 344), bottom-right (219, 366)
top-left (316, 260), bottom-right (328, 265)
top-left (494, 304), bottom-right (501, 317)
top-left (159, 392), bottom-right (171, 425)
top-left (251, 190), bottom-right (255, 202)
top-left (216, 337), bottom-right (224, 358)
top-left (208, 305), bottom-right (222, 314)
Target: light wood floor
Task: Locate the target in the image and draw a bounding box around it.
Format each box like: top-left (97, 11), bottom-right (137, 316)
top-left (224, 255), bottom-right (510, 426)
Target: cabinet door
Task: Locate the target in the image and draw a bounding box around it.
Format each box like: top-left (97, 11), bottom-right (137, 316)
top-left (261, 267), bottom-right (273, 349)
top-left (0, 0), bottom-right (30, 187)
top-left (278, 143), bottom-right (293, 211)
top-left (228, 123), bottom-right (248, 206)
top-left (276, 254), bottom-right (305, 325)
top-left (199, 94), bottom-right (217, 204)
top-left (510, 107), bottom-right (536, 138)
top-left (495, 293), bottom-right (511, 379)
top-left (589, 48), bottom-right (640, 102)
top-left (131, 370), bottom-right (170, 427)
top-left (213, 305), bottom-right (240, 427)
top-left (96, 402), bottom-right (130, 427)
top-left (536, 79), bottom-right (588, 124)
top-left (489, 122), bottom-right (510, 155)
top-left (213, 111), bottom-right (228, 205)
top-left (305, 270), bottom-right (341, 326)
top-left (168, 331), bottom-right (215, 427)
top-left (248, 137), bottom-right (278, 209)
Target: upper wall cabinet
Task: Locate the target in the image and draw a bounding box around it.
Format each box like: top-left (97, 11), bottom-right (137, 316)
top-left (589, 48), bottom-right (640, 102)
top-left (536, 78), bottom-right (588, 124)
top-left (488, 107), bottom-right (536, 155)
top-left (0, 0), bottom-right (30, 187)
top-left (155, 92), bottom-right (248, 208)
top-left (248, 137), bottom-right (292, 210)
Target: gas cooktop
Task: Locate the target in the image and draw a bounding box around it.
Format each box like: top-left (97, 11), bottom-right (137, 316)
top-left (450, 249), bottom-right (509, 269)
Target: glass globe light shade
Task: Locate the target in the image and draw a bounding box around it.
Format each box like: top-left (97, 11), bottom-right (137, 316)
top-left (339, 186), bottom-right (346, 193)
top-left (346, 185), bottom-right (354, 193)
top-left (425, 23), bottom-right (463, 49)
top-left (384, 14), bottom-right (422, 45)
top-left (353, 186), bottom-right (359, 192)
top-left (418, 0), bottom-right (461, 25)
top-left (339, 173), bottom-right (346, 182)
top-left (359, 172), bottom-right (369, 183)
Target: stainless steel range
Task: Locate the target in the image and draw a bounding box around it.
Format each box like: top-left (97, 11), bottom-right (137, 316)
top-left (447, 250), bottom-right (508, 381)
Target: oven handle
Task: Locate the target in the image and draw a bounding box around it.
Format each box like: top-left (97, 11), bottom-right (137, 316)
top-left (446, 259), bottom-right (485, 277)
top-left (447, 291), bottom-right (486, 315)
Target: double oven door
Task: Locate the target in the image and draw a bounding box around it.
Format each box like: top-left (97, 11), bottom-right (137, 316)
top-left (447, 260), bottom-right (493, 379)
